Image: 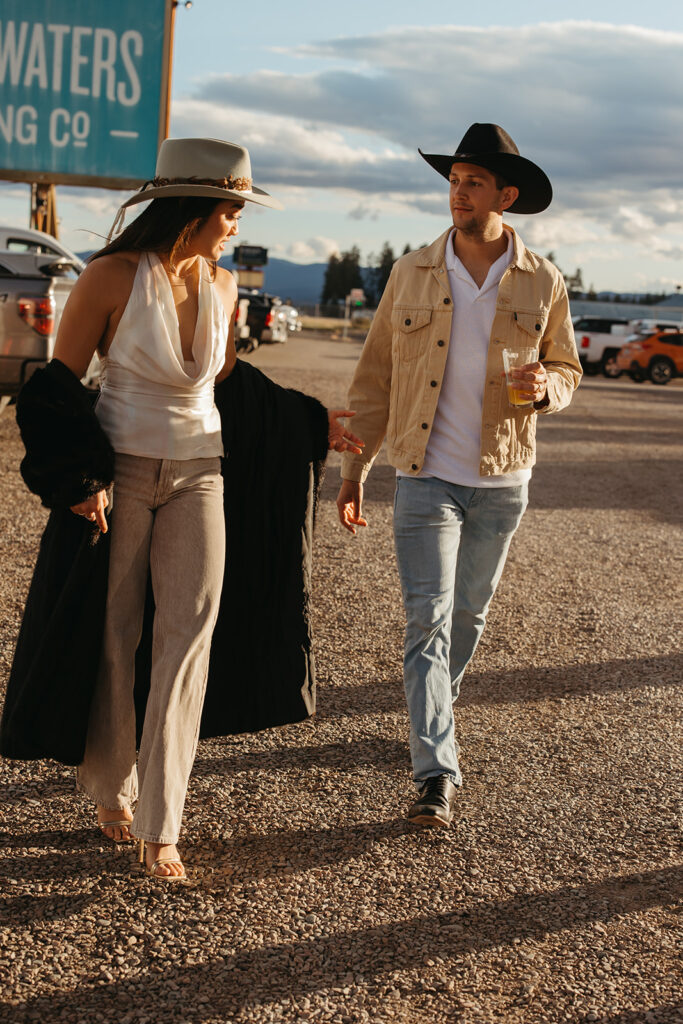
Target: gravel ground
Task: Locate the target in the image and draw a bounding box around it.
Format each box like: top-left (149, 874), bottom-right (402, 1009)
top-left (0, 334), bottom-right (681, 1024)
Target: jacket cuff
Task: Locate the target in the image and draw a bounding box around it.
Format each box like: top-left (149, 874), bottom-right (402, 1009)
top-left (340, 456), bottom-right (370, 483)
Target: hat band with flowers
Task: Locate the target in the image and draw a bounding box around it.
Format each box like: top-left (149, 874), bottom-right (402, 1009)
top-left (141, 174), bottom-right (254, 194)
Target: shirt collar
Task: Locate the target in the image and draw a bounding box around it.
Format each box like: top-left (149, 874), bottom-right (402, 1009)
top-left (446, 228), bottom-right (513, 294)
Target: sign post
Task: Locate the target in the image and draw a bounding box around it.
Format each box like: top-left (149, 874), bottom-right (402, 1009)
top-left (342, 289), bottom-right (365, 339)
top-left (0, 0), bottom-right (175, 234)
top-left (232, 245), bottom-right (268, 290)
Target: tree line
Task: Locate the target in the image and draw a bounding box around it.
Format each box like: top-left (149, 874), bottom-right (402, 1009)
top-left (321, 244), bottom-right (671, 307)
top-left (321, 242), bottom-right (421, 307)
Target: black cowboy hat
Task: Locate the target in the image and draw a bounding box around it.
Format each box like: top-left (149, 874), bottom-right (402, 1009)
top-left (419, 123), bottom-right (552, 215)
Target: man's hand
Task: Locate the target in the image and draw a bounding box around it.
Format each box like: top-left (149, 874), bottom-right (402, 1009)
top-left (336, 480), bottom-right (368, 534)
top-left (70, 488), bottom-right (109, 533)
top-left (508, 361), bottom-right (548, 405)
top-left (328, 410), bottom-right (365, 454)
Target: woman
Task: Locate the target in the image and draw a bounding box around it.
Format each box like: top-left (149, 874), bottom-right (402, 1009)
top-left (3, 138), bottom-right (361, 880)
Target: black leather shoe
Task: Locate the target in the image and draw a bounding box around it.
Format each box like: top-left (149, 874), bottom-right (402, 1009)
top-left (407, 775), bottom-right (458, 828)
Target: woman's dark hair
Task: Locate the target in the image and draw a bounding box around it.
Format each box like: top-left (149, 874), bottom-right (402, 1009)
top-left (90, 196), bottom-right (240, 275)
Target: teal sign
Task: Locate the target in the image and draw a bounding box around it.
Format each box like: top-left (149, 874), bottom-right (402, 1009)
top-left (0, 0), bottom-right (172, 187)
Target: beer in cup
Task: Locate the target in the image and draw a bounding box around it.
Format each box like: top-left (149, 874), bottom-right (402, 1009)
top-left (502, 348), bottom-right (538, 407)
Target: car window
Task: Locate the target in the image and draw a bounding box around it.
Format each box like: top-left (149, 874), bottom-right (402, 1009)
top-left (6, 239), bottom-right (61, 257)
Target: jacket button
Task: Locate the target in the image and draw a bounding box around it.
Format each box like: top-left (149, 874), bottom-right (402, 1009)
top-left (443, 297), bottom-right (451, 304)
top-left (421, 422), bottom-right (428, 429)
top-left (411, 464), bottom-right (418, 470)
top-left (430, 380), bottom-right (437, 387)
top-left (535, 323), bottom-right (541, 331)
top-left (405, 318), bottom-right (411, 326)
top-left (437, 339), bottom-right (445, 347)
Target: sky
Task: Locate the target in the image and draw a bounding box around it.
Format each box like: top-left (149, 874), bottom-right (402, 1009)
top-left (2, 1), bottom-right (683, 293)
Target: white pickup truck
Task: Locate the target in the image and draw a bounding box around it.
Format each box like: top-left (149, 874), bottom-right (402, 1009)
top-left (573, 316), bottom-right (633, 377)
top-left (573, 315), bottom-right (682, 378)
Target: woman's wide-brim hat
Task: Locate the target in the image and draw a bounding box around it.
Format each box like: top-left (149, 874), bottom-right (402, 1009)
top-left (419, 123), bottom-right (552, 214)
top-left (121, 137), bottom-right (282, 211)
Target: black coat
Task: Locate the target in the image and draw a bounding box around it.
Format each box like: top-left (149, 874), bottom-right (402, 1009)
top-left (0, 358), bottom-right (329, 765)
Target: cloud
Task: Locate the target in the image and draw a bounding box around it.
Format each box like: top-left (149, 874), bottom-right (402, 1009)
top-left (170, 100), bottom-right (413, 194)
top-left (348, 203), bottom-right (380, 221)
top-left (279, 236), bottom-right (339, 262)
top-left (188, 22), bottom-right (683, 196)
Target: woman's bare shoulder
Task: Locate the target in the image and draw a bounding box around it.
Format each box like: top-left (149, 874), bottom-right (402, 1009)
top-left (65, 252), bottom-right (140, 316)
top-left (214, 265), bottom-right (237, 295)
top-left (74, 252), bottom-right (139, 298)
top-left (86, 251), bottom-right (141, 276)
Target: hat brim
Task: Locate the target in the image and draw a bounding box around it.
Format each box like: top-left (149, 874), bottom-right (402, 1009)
top-left (121, 182), bottom-right (283, 211)
top-left (418, 149), bottom-right (552, 214)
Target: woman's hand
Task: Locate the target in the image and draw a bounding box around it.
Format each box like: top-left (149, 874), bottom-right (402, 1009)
top-left (70, 489), bottom-right (109, 533)
top-left (328, 410), bottom-right (365, 454)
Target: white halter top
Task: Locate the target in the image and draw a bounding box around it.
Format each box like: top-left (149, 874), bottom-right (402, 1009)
top-left (95, 253), bottom-right (228, 460)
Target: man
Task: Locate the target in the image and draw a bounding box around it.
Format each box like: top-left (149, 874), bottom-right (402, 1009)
top-left (337, 123), bottom-right (581, 828)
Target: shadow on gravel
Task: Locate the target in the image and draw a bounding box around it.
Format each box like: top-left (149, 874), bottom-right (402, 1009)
top-left (578, 381), bottom-right (683, 403)
top-left (542, 423), bottom-right (681, 446)
top-left (3, 865), bottom-right (679, 1019)
top-left (192, 737), bottom-right (408, 775)
top-left (312, 653), bottom-right (682, 717)
top-left (0, 892), bottom-right (96, 924)
top-left (529, 461), bottom-right (681, 521)
top-left (458, 653), bottom-right (683, 707)
top-left (208, 819), bottom-right (413, 880)
top-left (576, 1006), bottom-right (683, 1024)
top-left (0, 826), bottom-right (94, 849)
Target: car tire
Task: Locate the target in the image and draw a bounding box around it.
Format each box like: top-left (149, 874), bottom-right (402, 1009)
top-left (601, 351), bottom-right (622, 378)
top-left (648, 357), bottom-right (674, 385)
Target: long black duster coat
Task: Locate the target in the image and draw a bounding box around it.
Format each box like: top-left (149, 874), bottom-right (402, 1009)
top-left (0, 358), bottom-right (329, 765)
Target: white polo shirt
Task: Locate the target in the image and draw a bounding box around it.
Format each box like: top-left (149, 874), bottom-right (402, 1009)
top-left (416, 227), bottom-right (532, 489)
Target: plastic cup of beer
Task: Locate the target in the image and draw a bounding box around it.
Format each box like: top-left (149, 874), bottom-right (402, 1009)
top-left (502, 347), bottom-right (538, 407)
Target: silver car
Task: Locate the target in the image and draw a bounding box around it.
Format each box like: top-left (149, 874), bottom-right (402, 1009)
top-left (0, 237), bottom-right (95, 413)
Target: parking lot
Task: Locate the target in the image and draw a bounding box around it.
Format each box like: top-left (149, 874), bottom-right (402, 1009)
top-left (0, 331), bottom-right (681, 1023)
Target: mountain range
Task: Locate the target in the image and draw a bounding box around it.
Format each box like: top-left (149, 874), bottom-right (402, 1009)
top-left (218, 255), bottom-right (329, 306)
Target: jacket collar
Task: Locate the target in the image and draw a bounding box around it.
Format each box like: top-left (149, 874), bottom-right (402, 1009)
top-left (416, 223), bottom-right (536, 272)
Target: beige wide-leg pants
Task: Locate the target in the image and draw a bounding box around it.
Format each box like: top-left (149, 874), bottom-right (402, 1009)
top-left (78, 453), bottom-right (225, 844)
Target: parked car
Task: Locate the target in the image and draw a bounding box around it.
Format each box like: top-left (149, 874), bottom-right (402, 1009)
top-left (0, 249), bottom-right (82, 413)
top-left (619, 318), bottom-right (681, 347)
top-left (278, 302), bottom-right (303, 334)
top-left (0, 225), bottom-right (86, 271)
top-left (572, 316), bottom-right (632, 378)
top-left (616, 328), bottom-right (683, 384)
top-left (238, 289), bottom-right (288, 345)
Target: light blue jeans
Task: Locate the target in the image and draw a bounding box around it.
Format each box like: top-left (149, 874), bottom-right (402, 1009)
top-left (393, 476), bottom-right (528, 787)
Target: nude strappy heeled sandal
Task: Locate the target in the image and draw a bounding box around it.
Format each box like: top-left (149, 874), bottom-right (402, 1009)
top-left (97, 816), bottom-right (134, 844)
top-left (137, 839), bottom-right (186, 881)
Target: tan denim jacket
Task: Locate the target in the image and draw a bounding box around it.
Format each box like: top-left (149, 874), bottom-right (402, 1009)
top-left (340, 226), bottom-right (582, 483)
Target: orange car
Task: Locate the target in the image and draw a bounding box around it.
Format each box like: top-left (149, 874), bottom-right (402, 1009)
top-left (616, 329), bottom-right (683, 384)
